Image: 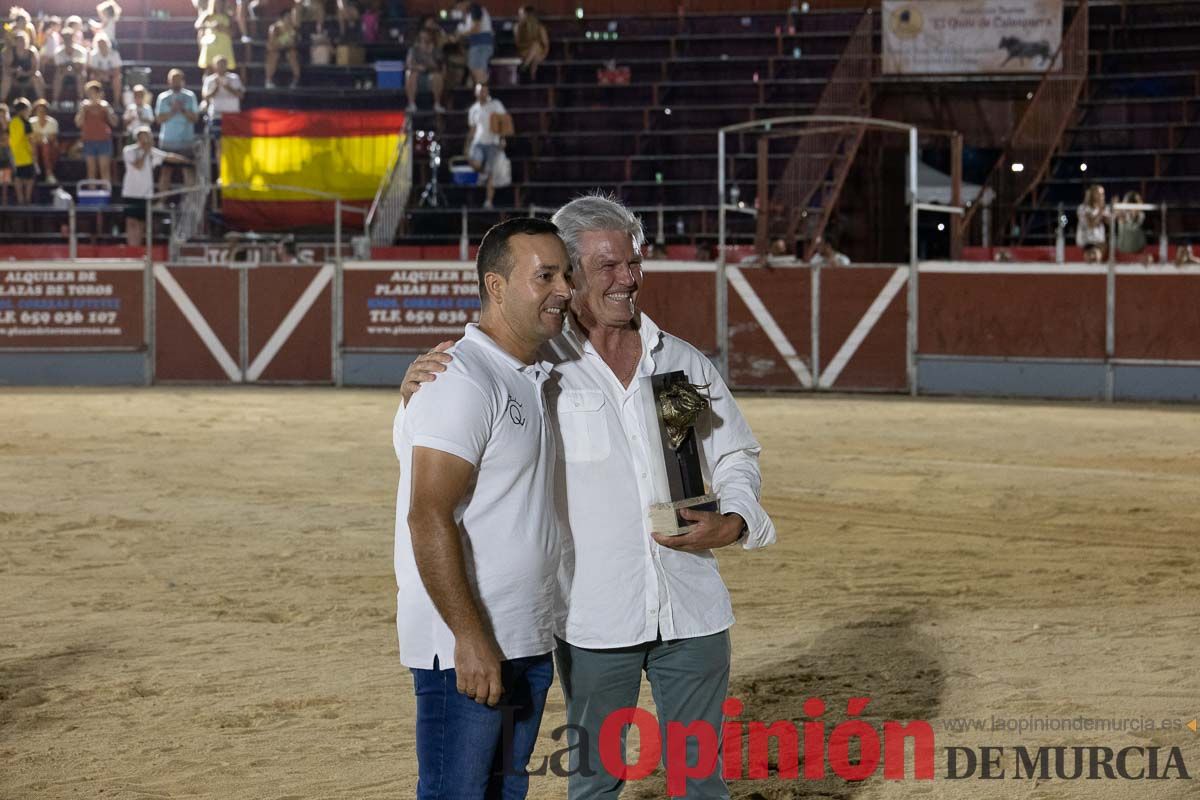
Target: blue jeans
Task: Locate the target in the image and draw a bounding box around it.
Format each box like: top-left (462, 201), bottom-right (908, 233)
top-left (411, 653), bottom-right (554, 800)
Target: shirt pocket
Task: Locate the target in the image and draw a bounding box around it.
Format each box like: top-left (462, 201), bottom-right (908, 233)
top-left (555, 389), bottom-right (611, 463)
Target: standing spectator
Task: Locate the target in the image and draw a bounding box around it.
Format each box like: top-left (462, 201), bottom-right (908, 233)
top-left (197, 0), bottom-right (238, 72)
top-left (359, 0), bottom-right (382, 43)
top-left (454, 1), bottom-right (493, 86)
top-left (405, 26), bottom-right (445, 113)
top-left (122, 83), bottom-right (154, 139)
top-left (515, 6), bottom-right (548, 82)
top-left (75, 81), bottom-right (117, 185)
top-left (122, 124), bottom-right (189, 246)
top-left (0, 103), bottom-right (10, 205)
top-left (89, 1), bottom-right (123, 50)
top-left (202, 55), bottom-right (244, 122)
top-left (1115, 190), bottom-right (1147, 256)
top-left (53, 19), bottom-right (88, 108)
top-left (336, 0), bottom-right (361, 41)
top-left (30, 98), bottom-right (58, 184)
top-left (465, 82), bottom-right (505, 209)
top-left (1076, 184), bottom-right (1109, 263)
top-left (2, 32), bottom-right (46, 103)
top-left (1174, 242), bottom-right (1200, 267)
top-left (809, 235), bottom-right (850, 266)
top-left (87, 34), bottom-right (122, 106)
top-left (37, 17), bottom-right (63, 89)
top-left (155, 69), bottom-right (199, 191)
top-left (8, 97), bottom-right (34, 203)
top-left (265, 7), bottom-right (300, 88)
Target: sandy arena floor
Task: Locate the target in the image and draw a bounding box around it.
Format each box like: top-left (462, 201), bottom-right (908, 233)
top-left (1, 388), bottom-right (1198, 799)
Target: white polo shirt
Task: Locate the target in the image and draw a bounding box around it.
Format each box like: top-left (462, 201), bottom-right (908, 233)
top-left (121, 143), bottom-right (166, 199)
top-left (543, 313), bottom-right (776, 648)
top-left (393, 323), bottom-right (559, 670)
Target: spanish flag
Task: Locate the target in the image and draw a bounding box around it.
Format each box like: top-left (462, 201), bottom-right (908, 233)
top-left (220, 109), bottom-right (407, 230)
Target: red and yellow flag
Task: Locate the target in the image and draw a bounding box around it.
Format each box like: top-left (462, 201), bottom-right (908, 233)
top-left (220, 109), bottom-right (406, 230)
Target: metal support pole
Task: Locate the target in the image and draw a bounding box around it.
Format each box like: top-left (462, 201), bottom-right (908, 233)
top-left (460, 206), bottom-right (469, 261)
top-left (907, 126), bottom-right (919, 397)
top-left (656, 204), bottom-right (665, 246)
top-left (1055, 202), bottom-right (1065, 264)
top-left (810, 263), bottom-right (820, 387)
top-left (68, 199), bottom-right (77, 261)
top-left (981, 204), bottom-right (991, 249)
top-left (716, 129), bottom-right (729, 382)
top-left (238, 265), bottom-right (249, 376)
top-left (950, 133), bottom-right (963, 259)
top-left (1105, 202), bottom-right (1116, 401)
top-left (334, 198), bottom-right (344, 386)
top-left (1159, 202), bottom-right (1168, 264)
top-left (144, 195), bottom-right (155, 386)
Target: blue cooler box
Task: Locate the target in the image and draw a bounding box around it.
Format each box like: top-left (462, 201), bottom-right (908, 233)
top-left (374, 60), bottom-right (405, 89)
top-left (77, 180), bottom-right (112, 207)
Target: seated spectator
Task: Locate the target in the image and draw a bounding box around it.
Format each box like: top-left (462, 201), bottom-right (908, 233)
top-left (1076, 184), bottom-right (1109, 263)
top-left (515, 6), bottom-right (548, 82)
top-left (1175, 242), bottom-right (1200, 267)
top-left (1115, 190), bottom-right (1147, 256)
top-left (154, 69), bottom-right (200, 191)
top-left (202, 55), bottom-right (244, 123)
top-left (52, 19), bottom-right (88, 108)
top-left (87, 34), bottom-right (122, 106)
top-left (8, 97), bottom-right (34, 203)
top-left (336, 0), bottom-right (361, 41)
top-left (465, 82), bottom-right (505, 209)
top-left (2, 31), bottom-right (46, 103)
top-left (75, 81), bottom-right (117, 185)
top-left (122, 83), bottom-right (154, 139)
top-left (809, 235), bottom-right (850, 267)
top-left (265, 8), bottom-right (301, 88)
top-left (197, 0), bottom-right (238, 72)
top-left (122, 124), bottom-right (190, 246)
top-left (0, 103), bottom-right (10, 204)
top-left (89, 1), bottom-right (123, 50)
top-left (453, 1), bottom-right (493, 86)
top-left (360, 0), bottom-right (382, 43)
top-left (37, 17), bottom-right (63, 86)
top-left (30, 98), bottom-right (58, 184)
top-left (405, 27), bottom-right (446, 113)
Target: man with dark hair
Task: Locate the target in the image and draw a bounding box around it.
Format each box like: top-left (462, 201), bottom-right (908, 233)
top-left (393, 217), bottom-right (572, 800)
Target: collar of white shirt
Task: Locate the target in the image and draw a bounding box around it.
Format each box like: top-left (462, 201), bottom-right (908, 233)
top-left (461, 322), bottom-right (555, 377)
top-left (557, 310), bottom-right (663, 367)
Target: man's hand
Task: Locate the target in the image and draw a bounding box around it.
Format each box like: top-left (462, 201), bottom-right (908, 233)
top-left (454, 631), bottom-right (505, 706)
top-left (652, 510), bottom-right (745, 552)
top-left (401, 340), bottom-right (454, 405)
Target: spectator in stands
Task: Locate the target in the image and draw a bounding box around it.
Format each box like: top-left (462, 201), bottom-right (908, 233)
top-left (52, 19), bottom-right (88, 108)
top-left (30, 98), bottom-right (57, 184)
top-left (89, 1), bottom-right (123, 50)
top-left (1115, 190), bottom-right (1147, 256)
top-left (453, 1), bottom-right (494, 86)
top-left (515, 6), bottom-right (548, 82)
top-left (336, 0), bottom-right (361, 41)
top-left (1076, 184), bottom-right (1109, 264)
top-left (202, 55), bottom-right (244, 123)
top-left (405, 26), bottom-right (446, 113)
top-left (155, 69), bottom-right (200, 191)
top-left (465, 81), bottom-right (505, 209)
top-left (87, 34), bottom-right (122, 106)
top-left (122, 124), bottom-right (190, 246)
top-left (809, 235), bottom-right (850, 267)
top-left (265, 7), bottom-right (301, 88)
top-left (122, 83), bottom-right (153, 139)
top-left (1175, 242), bottom-right (1200, 267)
top-left (8, 97), bottom-right (34, 203)
top-left (0, 103), bottom-right (10, 204)
top-left (75, 80), bottom-right (117, 185)
top-left (197, 0), bottom-right (238, 73)
top-left (37, 17), bottom-right (62, 89)
top-left (360, 0), bottom-right (382, 44)
top-left (4, 7), bottom-right (35, 43)
top-left (1, 31), bottom-right (46, 104)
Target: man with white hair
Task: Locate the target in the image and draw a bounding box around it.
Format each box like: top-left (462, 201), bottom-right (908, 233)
top-left (401, 194), bottom-right (775, 798)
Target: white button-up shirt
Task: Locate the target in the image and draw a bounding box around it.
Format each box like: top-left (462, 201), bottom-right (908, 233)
top-left (544, 313), bottom-right (775, 648)
top-left (393, 324), bottom-right (559, 669)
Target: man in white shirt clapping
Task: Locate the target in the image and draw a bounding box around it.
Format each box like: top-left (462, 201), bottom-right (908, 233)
top-left (201, 55), bottom-right (244, 125)
top-left (401, 195), bottom-right (775, 798)
top-left (394, 217), bottom-right (573, 799)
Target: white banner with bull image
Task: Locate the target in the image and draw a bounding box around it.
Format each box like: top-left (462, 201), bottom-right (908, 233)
top-left (883, 0), bottom-right (1063, 75)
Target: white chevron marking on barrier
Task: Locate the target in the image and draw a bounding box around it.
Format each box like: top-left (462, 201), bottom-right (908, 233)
top-left (818, 267), bottom-right (909, 389)
top-left (245, 265), bottom-right (334, 382)
top-left (727, 266), bottom-right (814, 388)
top-left (154, 265), bottom-right (242, 382)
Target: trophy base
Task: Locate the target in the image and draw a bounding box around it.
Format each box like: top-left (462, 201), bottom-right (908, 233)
top-left (649, 493), bottom-right (720, 536)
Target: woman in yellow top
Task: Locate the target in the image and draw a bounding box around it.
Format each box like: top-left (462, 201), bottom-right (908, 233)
top-left (9, 98), bottom-right (36, 204)
top-left (515, 6), bottom-right (549, 81)
top-left (196, 0), bottom-right (237, 71)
